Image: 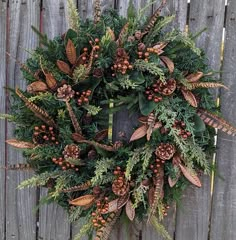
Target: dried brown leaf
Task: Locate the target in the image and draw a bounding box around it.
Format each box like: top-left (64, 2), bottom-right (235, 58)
top-left (197, 109), bottom-right (236, 136)
top-left (130, 125), bottom-right (148, 142)
top-left (75, 140), bottom-right (115, 152)
top-left (6, 139), bottom-right (35, 149)
top-left (94, 129), bottom-right (108, 142)
top-left (186, 72), bottom-right (204, 83)
top-left (57, 60), bottom-right (71, 75)
top-left (117, 193), bottom-right (130, 209)
top-left (66, 39), bottom-right (77, 65)
top-left (179, 164), bottom-right (202, 188)
top-left (27, 81), bottom-right (48, 93)
top-left (181, 89), bottom-right (198, 108)
top-left (138, 116), bottom-right (148, 123)
top-left (72, 133), bottom-right (86, 142)
top-left (125, 200), bottom-right (135, 221)
top-left (106, 27), bottom-right (116, 41)
top-left (69, 194), bottom-right (95, 206)
top-left (45, 73), bottom-right (57, 90)
top-left (160, 56), bottom-right (174, 73)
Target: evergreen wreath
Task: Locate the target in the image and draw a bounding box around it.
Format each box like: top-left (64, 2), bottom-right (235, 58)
top-left (2, 0), bottom-right (236, 239)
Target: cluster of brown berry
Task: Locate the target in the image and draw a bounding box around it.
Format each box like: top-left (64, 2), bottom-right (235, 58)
top-left (91, 197), bottom-right (109, 228)
top-left (51, 157), bottom-right (79, 171)
top-left (173, 120), bottom-right (191, 139)
top-left (76, 89), bottom-right (92, 106)
top-left (81, 38), bottom-right (100, 65)
top-left (33, 125), bottom-right (59, 145)
top-left (111, 48), bottom-right (133, 75)
top-left (145, 86), bottom-right (163, 103)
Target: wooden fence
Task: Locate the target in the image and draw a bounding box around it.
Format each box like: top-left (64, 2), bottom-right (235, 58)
top-left (0, 0), bottom-right (236, 239)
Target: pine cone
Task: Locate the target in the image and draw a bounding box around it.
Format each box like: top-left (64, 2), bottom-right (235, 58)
top-left (57, 84), bottom-right (75, 101)
top-left (134, 30), bottom-right (142, 40)
top-left (88, 149), bottom-right (97, 160)
top-left (156, 78), bottom-right (176, 96)
top-left (138, 42), bottom-right (146, 51)
top-left (63, 144), bottom-right (80, 159)
top-left (93, 68), bottom-right (103, 78)
top-left (82, 113), bottom-right (92, 125)
top-left (112, 176), bottom-right (129, 196)
top-left (155, 143), bottom-right (176, 160)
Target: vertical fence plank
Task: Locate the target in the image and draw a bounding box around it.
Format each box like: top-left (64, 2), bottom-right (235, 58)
top-left (0, 2), bottom-right (7, 240)
top-left (153, 0), bottom-right (188, 32)
top-left (38, 1), bottom-right (71, 240)
top-left (5, 1), bottom-right (40, 240)
top-left (175, 1), bottom-right (225, 240)
top-left (210, 0), bottom-right (236, 239)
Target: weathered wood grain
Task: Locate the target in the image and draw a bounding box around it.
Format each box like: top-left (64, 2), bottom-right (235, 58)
top-left (38, 189), bottom-right (71, 240)
top-left (175, 1), bottom-right (225, 240)
top-left (78, 0), bottom-right (115, 20)
top-left (116, 0), bottom-right (152, 17)
top-left (38, 1), bottom-right (71, 239)
top-left (0, 2), bottom-right (7, 240)
top-left (153, 0), bottom-right (188, 32)
top-left (5, 1), bottom-right (40, 239)
top-left (210, 1), bottom-right (236, 239)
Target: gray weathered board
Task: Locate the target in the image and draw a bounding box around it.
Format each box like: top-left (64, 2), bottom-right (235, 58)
top-left (0, 0), bottom-right (235, 240)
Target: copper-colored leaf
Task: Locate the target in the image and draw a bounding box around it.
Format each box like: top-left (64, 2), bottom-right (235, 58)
top-left (181, 89), bottom-right (198, 108)
top-left (117, 193), bottom-right (130, 209)
top-left (69, 194), bottom-right (95, 206)
top-left (186, 72), bottom-right (204, 83)
top-left (130, 125), bottom-right (148, 142)
top-left (45, 73), bottom-right (57, 90)
top-left (6, 139), bottom-right (35, 149)
top-left (168, 169), bottom-right (181, 188)
top-left (179, 164), bottom-right (202, 188)
top-left (154, 122), bottom-right (162, 129)
top-left (72, 133), bottom-right (86, 142)
top-left (94, 129), bottom-right (108, 142)
top-left (105, 199), bottom-right (118, 213)
top-left (27, 81), bottom-right (48, 94)
top-left (189, 82), bottom-right (228, 90)
top-left (197, 109), bottom-right (236, 136)
top-left (153, 42), bottom-right (168, 51)
top-left (125, 200), bottom-right (135, 221)
top-left (160, 56), bottom-right (174, 73)
top-left (57, 60), bottom-right (71, 75)
top-left (66, 39), bottom-right (77, 65)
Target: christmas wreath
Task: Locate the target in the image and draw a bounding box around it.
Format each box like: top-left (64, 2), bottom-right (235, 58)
top-left (3, 0), bottom-right (236, 239)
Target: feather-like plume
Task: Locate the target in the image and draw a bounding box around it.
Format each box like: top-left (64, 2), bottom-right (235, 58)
top-left (15, 88), bottom-right (56, 127)
top-left (95, 210), bottom-right (122, 240)
top-left (94, 0), bottom-right (101, 24)
top-left (67, 0), bottom-right (80, 33)
top-left (66, 101), bottom-right (82, 134)
top-left (147, 165), bottom-right (164, 223)
top-left (187, 82), bottom-right (228, 90)
top-left (0, 163), bottom-right (32, 171)
top-left (116, 22), bottom-right (129, 46)
top-left (61, 181), bottom-right (91, 193)
top-left (197, 109), bottom-right (236, 136)
top-left (144, 0), bottom-right (167, 33)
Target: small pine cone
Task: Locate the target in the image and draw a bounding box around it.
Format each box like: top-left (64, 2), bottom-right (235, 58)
top-left (138, 42), bottom-right (146, 51)
top-left (112, 178), bottom-right (129, 196)
top-left (128, 36), bottom-right (135, 42)
top-left (63, 144), bottom-right (80, 159)
top-left (134, 30), bottom-right (142, 40)
top-left (88, 149), bottom-right (97, 160)
top-left (156, 78), bottom-right (176, 96)
top-left (82, 113), bottom-right (92, 125)
top-left (93, 68), bottom-right (104, 78)
top-left (116, 48), bottom-right (128, 58)
top-left (155, 143), bottom-right (176, 160)
top-left (57, 84), bottom-right (75, 101)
